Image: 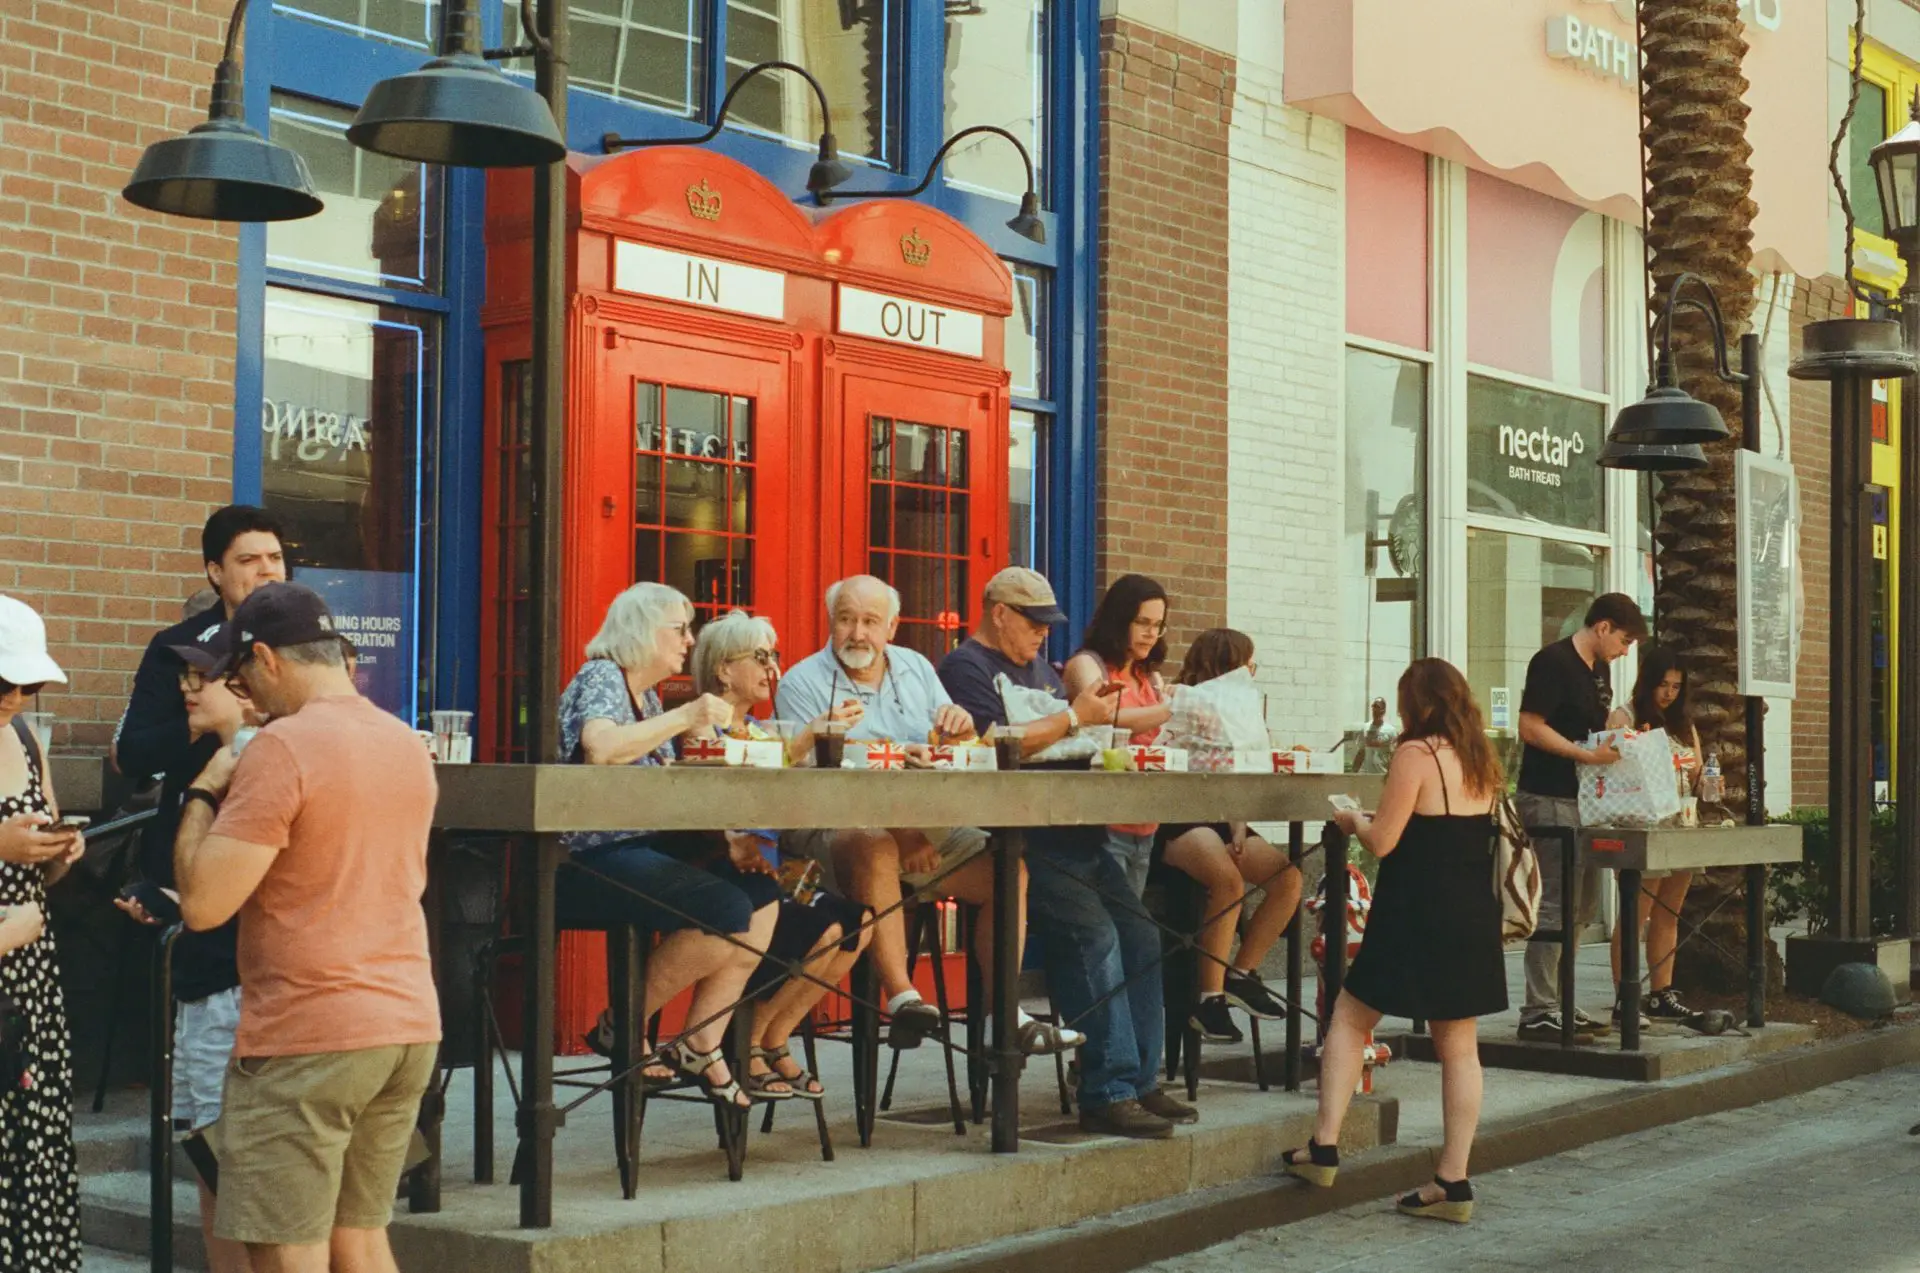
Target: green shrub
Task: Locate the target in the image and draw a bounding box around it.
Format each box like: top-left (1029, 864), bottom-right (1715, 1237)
top-left (1767, 806), bottom-right (1901, 938)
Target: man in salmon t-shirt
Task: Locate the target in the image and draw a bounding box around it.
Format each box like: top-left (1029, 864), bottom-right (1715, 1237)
top-left (173, 582), bottom-right (439, 1273)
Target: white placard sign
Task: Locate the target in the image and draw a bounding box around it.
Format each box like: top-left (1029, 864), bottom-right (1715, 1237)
top-left (1734, 450), bottom-right (1800, 699)
top-left (837, 286), bottom-right (984, 359)
top-left (1489, 687), bottom-right (1512, 732)
top-left (612, 240), bottom-right (786, 320)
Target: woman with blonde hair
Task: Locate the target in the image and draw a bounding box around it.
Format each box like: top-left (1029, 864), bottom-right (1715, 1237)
top-left (1283, 658), bottom-right (1506, 1224)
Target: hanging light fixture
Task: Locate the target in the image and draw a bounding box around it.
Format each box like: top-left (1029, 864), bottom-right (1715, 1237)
top-left (348, 0), bottom-right (565, 167)
top-left (602, 60), bottom-right (853, 198)
top-left (818, 123), bottom-right (1047, 245)
top-left (1596, 437), bottom-right (1708, 471)
top-left (122, 0), bottom-right (322, 222)
top-left (1604, 272), bottom-right (1738, 459)
top-left (1870, 88), bottom-right (1920, 242)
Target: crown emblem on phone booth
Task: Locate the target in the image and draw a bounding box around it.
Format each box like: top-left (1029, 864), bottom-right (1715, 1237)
top-left (900, 228), bottom-right (931, 267)
top-left (685, 178), bottom-right (722, 222)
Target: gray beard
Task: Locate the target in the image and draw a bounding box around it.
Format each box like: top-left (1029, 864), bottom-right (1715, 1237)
top-left (837, 644), bottom-right (878, 671)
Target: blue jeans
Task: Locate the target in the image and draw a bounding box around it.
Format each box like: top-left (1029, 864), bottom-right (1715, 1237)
top-left (1103, 829), bottom-right (1155, 898)
top-left (558, 838), bottom-right (777, 935)
top-left (1027, 830), bottom-right (1165, 1110)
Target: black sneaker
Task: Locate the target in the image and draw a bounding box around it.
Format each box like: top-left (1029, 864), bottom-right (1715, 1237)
top-left (1190, 995), bottom-right (1244, 1044)
top-left (887, 997), bottom-right (943, 1049)
top-left (1223, 968), bottom-right (1287, 1020)
top-left (1138, 1088), bottom-right (1199, 1125)
top-left (1645, 988), bottom-right (1694, 1021)
top-left (1079, 1099), bottom-right (1173, 1140)
top-left (1517, 1012), bottom-right (1594, 1043)
top-left (1571, 1008), bottom-right (1612, 1037)
top-left (1611, 995), bottom-right (1651, 1030)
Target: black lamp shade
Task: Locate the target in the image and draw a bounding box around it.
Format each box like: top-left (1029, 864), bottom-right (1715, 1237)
top-left (807, 133), bottom-right (854, 196)
top-left (1597, 437), bottom-right (1708, 472)
top-left (348, 52), bottom-right (565, 168)
top-left (1006, 191), bottom-right (1046, 244)
top-left (1607, 384), bottom-right (1730, 445)
top-left (123, 116), bottom-right (322, 222)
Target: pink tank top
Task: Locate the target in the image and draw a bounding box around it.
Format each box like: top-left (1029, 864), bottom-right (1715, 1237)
top-left (1105, 659), bottom-right (1163, 836)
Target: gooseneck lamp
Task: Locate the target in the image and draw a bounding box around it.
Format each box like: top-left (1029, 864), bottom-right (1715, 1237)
top-left (819, 123), bottom-right (1046, 245)
top-left (1600, 273), bottom-right (1745, 472)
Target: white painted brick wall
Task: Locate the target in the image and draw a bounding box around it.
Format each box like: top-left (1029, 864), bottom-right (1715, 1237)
top-left (1226, 57), bottom-right (1350, 751)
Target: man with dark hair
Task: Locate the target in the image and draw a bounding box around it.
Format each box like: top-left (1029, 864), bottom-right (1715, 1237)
top-left (113, 504), bottom-right (286, 1272)
top-left (1514, 591), bottom-right (1645, 1043)
top-left (176, 582), bottom-right (438, 1273)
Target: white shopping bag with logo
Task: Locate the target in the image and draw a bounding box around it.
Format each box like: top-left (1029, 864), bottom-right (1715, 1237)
top-left (1577, 728), bottom-right (1683, 827)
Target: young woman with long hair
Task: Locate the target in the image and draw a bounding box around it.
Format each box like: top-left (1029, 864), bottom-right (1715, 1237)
top-left (1283, 658), bottom-right (1507, 1224)
top-left (1611, 643), bottom-right (1703, 1026)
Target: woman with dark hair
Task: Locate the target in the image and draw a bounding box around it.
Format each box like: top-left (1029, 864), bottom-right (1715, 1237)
top-left (1063, 574), bottom-right (1175, 896)
top-left (1285, 658), bottom-right (1505, 1225)
top-left (1610, 643), bottom-right (1702, 1028)
top-left (1155, 628), bottom-right (1301, 1044)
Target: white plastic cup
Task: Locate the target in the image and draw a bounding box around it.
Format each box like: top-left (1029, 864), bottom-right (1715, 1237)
top-left (21, 712), bottom-right (52, 756)
top-left (430, 710), bottom-right (474, 763)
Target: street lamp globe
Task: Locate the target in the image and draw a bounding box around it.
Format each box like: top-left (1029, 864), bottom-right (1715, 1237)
top-left (1870, 91), bottom-right (1920, 241)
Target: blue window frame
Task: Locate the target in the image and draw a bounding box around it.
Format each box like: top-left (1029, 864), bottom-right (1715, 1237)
top-left (238, 0), bottom-right (1101, 701)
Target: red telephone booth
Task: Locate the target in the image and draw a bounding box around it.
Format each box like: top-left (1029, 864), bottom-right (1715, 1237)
top-left (479, 148), bottom-right (1013, 1048)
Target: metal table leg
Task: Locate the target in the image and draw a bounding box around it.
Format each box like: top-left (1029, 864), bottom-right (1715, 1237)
top-left (519, 833), bottom-right (562, 1227)
top-left (151, 926), bottom-right (178, 1273)
top-left (1557, 828), bottom-right (1577, 1050)
top-left (1746, 863), bottom-right (1768, 1027)
top-left (1618, 866), bottom-right (1641, 1052)
top-left (1283, 822), bottom-right (1303, 1092)
top-left (990, 827), bottom-right (1025, 1154)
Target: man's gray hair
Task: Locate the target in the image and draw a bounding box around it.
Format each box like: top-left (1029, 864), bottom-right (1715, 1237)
top-left (825, 575), bottom-right (901, 623)
top-left (585, 581), bottom-right (692, 669)
top-left (276, 637), bottom-right (349, 669)
top-left (689, 609), bottom-right (780, 695)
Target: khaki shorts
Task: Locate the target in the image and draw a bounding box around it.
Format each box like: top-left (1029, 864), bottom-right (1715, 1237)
top-left (210, 1041), bottom-right (437, 1246)
top-left (785, 826), bottom-right (991, 894)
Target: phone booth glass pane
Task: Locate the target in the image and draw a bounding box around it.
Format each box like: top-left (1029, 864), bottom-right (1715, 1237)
top-left (634, 381), bottom-right (756, 622)
top-left (868, 416), bottom-right (971, 661)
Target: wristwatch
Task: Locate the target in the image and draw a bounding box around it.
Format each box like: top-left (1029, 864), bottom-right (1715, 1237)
top-left (1062, 709), bottom-right (1082, 738)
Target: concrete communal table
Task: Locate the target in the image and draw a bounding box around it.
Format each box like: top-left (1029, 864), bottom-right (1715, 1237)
top-left (426, 763), bottom-right (1382, 1227)
top-left (1580, 823), bottom-right (1804, 1051)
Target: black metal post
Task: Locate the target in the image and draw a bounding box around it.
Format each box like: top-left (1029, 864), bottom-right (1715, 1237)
top-left (1746, 863), bottom-right (1768, 1026)
top-left (527, 0), bottom-right (568, 770)
top-left (518, 833), bottom-right (561, 1227)
top-left (150, 926), bottom-right (178, 1273)
top-left (1558, 828), bottom-right (1578, 1050)
top-left (1898, 234), bottom-right (1920, 953)
top-left (1618, 867), bottom-right (1641, 1052)
top-left (1322, 828), bottom-right (1349, 1037)
top-left (1283, 821), bottom-right (1303, 1092)
top-left (850, 950), bottom-right (877, 1147)
top-left (989, 828), bottom-right (1025, 1152)
top-left (410, 833), bottom-right (445, 1214)
top-left (1739, 332), bottom-right (1768, 833)
top-left (1832, 372), bottom-right (1875, 939)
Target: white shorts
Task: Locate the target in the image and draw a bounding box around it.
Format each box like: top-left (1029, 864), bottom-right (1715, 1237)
top-left (173, 986), bottom-right (241, 1133)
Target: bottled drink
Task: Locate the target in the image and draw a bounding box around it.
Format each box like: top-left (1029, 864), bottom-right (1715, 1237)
top-left (1700, 749), bottom-right (1723, 804)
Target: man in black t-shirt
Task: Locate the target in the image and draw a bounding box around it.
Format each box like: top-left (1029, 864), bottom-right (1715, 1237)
top-left (1515, 592), bottom-right (1644, 1042)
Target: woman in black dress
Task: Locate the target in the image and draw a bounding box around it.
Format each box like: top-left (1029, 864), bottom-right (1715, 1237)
top-left (1282, 658), bottom-right (1506, 1224)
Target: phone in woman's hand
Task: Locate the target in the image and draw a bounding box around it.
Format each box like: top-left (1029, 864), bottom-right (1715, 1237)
top-left (1327, 794), bottom-right (1362, 815)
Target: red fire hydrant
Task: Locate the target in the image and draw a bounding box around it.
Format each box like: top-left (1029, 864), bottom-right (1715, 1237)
top-left (1307, 863), bottom-right (1392, 1093)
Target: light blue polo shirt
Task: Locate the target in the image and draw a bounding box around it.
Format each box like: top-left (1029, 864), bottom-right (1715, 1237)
top-left (774, 643), bottom-right (955, 742)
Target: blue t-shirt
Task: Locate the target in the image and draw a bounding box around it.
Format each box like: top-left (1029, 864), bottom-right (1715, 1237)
top-left (557, 658), bottom-right (673, 854)
top-left (774, 643), bottom-right (955, 742)
top-left (935, 638), bottom-right (1066, 733)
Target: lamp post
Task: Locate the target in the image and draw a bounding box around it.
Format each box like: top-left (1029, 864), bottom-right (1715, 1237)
top-left (1870, 90), bottom-right (1920, 961)
top-left (820, 123), bottom-right (1048, 245)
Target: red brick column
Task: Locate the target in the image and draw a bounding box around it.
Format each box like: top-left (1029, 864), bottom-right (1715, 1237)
top-left (1789, 274), bottom-right (1850, 807)
top-left (0, 0), bottom-right (237, 750)
top-left (1096, 18), bottom-right (1233, 655)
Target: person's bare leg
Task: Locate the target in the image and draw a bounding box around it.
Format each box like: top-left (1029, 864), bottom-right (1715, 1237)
top-left (245, 1243), bottom-right (329, 1273)
top-left (1647, 872), bottom-right (1692, 992)
top-left (948, 854), bottom-right (1027, 996)
top-left (1426, 1017), bottom-right (1483, 1194)
top-left (1229, 836), bottom-right (1301, 974)
top-left (1609, 884), bottom-right (1659, 989)
top-left (1310, 990), bottom-right (1383, 1147)
top-left (327, 1225), bottom-right (399, 1273)
top-left (1161, 829), bottom-right (1241, 995)
top-left (201, 1181), bottom-right (254, 1273)
top-left (837, 830), bottom-right (916, 1000)
top-left (680, 901), bottom-right (777, 1056)
top-left (753, 926), bottom-right (870, 1092)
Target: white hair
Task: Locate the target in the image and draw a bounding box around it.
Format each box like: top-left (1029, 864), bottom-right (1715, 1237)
top-left (825, 575), bottom-right (901, 623)
top-left (585, 582), bottom-right (692, 669)
top-left (690, 609), bottom-right (780, 695)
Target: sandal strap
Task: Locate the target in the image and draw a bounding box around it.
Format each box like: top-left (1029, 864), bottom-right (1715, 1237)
top-left (752, 1043), bottom-right (792, 1063)
top-left (668, 1043), bottom-right (726, 1074)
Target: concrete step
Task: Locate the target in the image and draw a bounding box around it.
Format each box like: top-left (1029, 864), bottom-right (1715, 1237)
top-left (78, 1169), bottom-right (207, 1271)
top-left (83, 1247), bottom-right (152, 1272)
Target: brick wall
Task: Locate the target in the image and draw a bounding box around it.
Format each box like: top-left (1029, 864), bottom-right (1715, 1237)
top-left (1789, 273), bottom-right (1849, 808)
top-left (0, 0), bottom-right (236, 752)
top-left (1223, 60), bottom-right (1348, 748)
top-left (1096, 18), bottom-right (1233, 659)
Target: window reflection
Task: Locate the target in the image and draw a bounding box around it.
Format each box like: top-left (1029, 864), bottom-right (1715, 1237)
top-left (726, 0), bottom-right (892, 161)
top-left (1009, 409), bottom-right (1041, 569)
top-left (269, 94), bottom-right (443, 293)
top-left (276, 0), bottom-right (439, 49)
top-left (869, 416), bottom-right (971, 660)
top-left (1007, 265), bottom-right (1048, 398)
top-left (943, 0), bottom-right (1045, 200)
top-left (503, 0), bottom-right (707, 114)
top-left (634, 381), bottom-right (755, 621)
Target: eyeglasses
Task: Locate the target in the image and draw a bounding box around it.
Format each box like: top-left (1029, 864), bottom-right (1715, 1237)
top-left (729, 648), bottom-right (780, 668)
top-left (178, 671), bottom-right (211, 693)
top-left (1131, 617), bottom-right (1167, 634)
top-left (0, 678), bottom-right (47, 698)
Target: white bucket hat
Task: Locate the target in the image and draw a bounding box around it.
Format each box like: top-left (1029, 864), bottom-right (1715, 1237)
top-left (0, 595), bottom-right (67, 689)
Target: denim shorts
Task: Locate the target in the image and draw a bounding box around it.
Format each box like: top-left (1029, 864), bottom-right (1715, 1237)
top-left (172, 986), bottom-right (241, 1133)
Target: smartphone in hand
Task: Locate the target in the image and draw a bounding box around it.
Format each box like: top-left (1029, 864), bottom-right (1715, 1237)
top-left (117, 881), bottom-right (182, 926)
top-left (1327, 794), bottom-right (1362, 815)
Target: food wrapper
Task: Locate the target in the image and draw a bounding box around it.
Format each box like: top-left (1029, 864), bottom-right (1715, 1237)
top-left (1129, 745), bottom-right (1188, 772)
top-left (680, 737), bottom-right (730, 765)
top-left (726, 738), bottom-right (786, 769)
top-left (1272, 748), bottom-right (1340, 774)
top-left (928, 743), bottom-right (997, 771)
top-left (844, 741), bottom-right (910, 770)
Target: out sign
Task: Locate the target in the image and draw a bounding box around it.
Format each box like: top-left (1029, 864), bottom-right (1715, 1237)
top-left (838, 286), bottom-right (984, 359)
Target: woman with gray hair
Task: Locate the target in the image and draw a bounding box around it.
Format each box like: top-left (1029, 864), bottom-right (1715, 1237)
top-left (556, 582), bottom-right (779, 1112)
top-left (688, 610), bottom-right (872, 1099)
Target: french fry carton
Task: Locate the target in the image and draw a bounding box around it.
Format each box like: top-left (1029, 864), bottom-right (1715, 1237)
top-left (680, 737), bottom-right (730, 765)
top-left (1128, 745), bottom-right (1188, 772)
top-left (845, 741), bottom-right (910, 770)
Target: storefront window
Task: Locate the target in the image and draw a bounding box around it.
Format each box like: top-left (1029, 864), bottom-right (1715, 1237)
top-left (1009, 409), bottom-right (1041, 569)
top-left (942, 0), bottom-right (1046, 200)
top-left (1466, 171), bottom-right (1604, 393)
top-left (501, 0), bottom-right (707, 114)
top-left (268, 94), bottom-right (444, 293)
top-left (869, 416), bottom-right (970, 661)
top-left (1466, 374), bottom-right (1606, 533)
top-left (1007, 264), bottom-right (1048, 399)
top-left (277, 0), bottom-right (438, 49)
top-left (726, 0), bottom-right (892, 162)
top-left (634, 382), bottom-right (755, 623)
top-left (1342, 348), bottom-right (1426, 765)
top-left (1851, 79), bottom-right (1889, 240)
top-left (1465, 529), bottom-right (1606, 773)
top-left (262, 288), bottom-right (435, 721)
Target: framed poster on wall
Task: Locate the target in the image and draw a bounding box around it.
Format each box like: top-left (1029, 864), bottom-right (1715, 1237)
top-left (1735, 451), bottom-right (1800, 698)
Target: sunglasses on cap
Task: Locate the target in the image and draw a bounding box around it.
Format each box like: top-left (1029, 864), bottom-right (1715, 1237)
top-left (0, 677), bottom-right (47, 698)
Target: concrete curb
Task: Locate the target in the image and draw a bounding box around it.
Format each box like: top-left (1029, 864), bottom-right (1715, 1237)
top-left (896, 1019), bottom-right (1920, 1273)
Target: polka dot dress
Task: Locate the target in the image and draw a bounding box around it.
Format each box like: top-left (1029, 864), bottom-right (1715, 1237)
top-left (0, 720), bottom-right (82, 1271)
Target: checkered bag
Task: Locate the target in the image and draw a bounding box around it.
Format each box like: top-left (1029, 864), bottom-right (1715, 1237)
top-left (1577, 727), bottom-right (1683, 827)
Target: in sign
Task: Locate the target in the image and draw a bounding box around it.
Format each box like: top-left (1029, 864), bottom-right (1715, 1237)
top-left (613, 240), bottom-right (786, 320)
top-left (838, 285), bottom-right (985, 359)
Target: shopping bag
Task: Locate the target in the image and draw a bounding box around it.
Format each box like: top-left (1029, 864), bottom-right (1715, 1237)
top-left (1164, 668), bottom-right (1267, 772)
top-left (1576, 727), bottom-right (1683, 827)
top-left (996, 673), bottom-right (1100, 764)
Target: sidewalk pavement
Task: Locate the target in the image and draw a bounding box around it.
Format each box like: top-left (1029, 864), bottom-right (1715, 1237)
top-left (1146, 1062), bottom-right (1920, 1273)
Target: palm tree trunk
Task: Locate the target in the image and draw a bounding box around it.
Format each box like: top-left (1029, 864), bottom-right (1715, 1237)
top-left (1640, 0), bottom-right (1761, 993)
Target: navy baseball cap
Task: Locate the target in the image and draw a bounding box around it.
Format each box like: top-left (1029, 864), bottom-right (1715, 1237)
top-left (213, 582), bottom-right (344, 673)
top-left (167, 614), bottom-right (233, 673)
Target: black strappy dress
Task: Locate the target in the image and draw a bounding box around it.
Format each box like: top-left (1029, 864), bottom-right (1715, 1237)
top-left (1342, 743), bottom-right (1509, 1022)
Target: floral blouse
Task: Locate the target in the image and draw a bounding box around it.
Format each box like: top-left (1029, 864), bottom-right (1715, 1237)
top-left (557, 658), bottom-right (674, 854)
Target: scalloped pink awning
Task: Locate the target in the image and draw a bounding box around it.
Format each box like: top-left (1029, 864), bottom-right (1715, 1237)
top-left (1286, 0), bottom-right (1826, 278)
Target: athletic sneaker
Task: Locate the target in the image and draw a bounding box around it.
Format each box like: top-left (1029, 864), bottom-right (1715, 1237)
top-left (1223, 968), bottom-right (1288, 1020)
top-left (1571, 1007), bottom-right (1612, 1036)
top-left (1644, 987), bottom-right (1695, 1021)
top-left (1610, 995), bottom-right (1651, 1030)
top-left (1517, 1011), bottom-right (1595, 1043)
top-left (1190, 994), bottom-right (1244, 1044)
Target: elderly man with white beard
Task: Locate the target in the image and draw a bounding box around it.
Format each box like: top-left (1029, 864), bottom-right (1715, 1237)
top-left (775, 575), bottom-right (1080, 1056)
